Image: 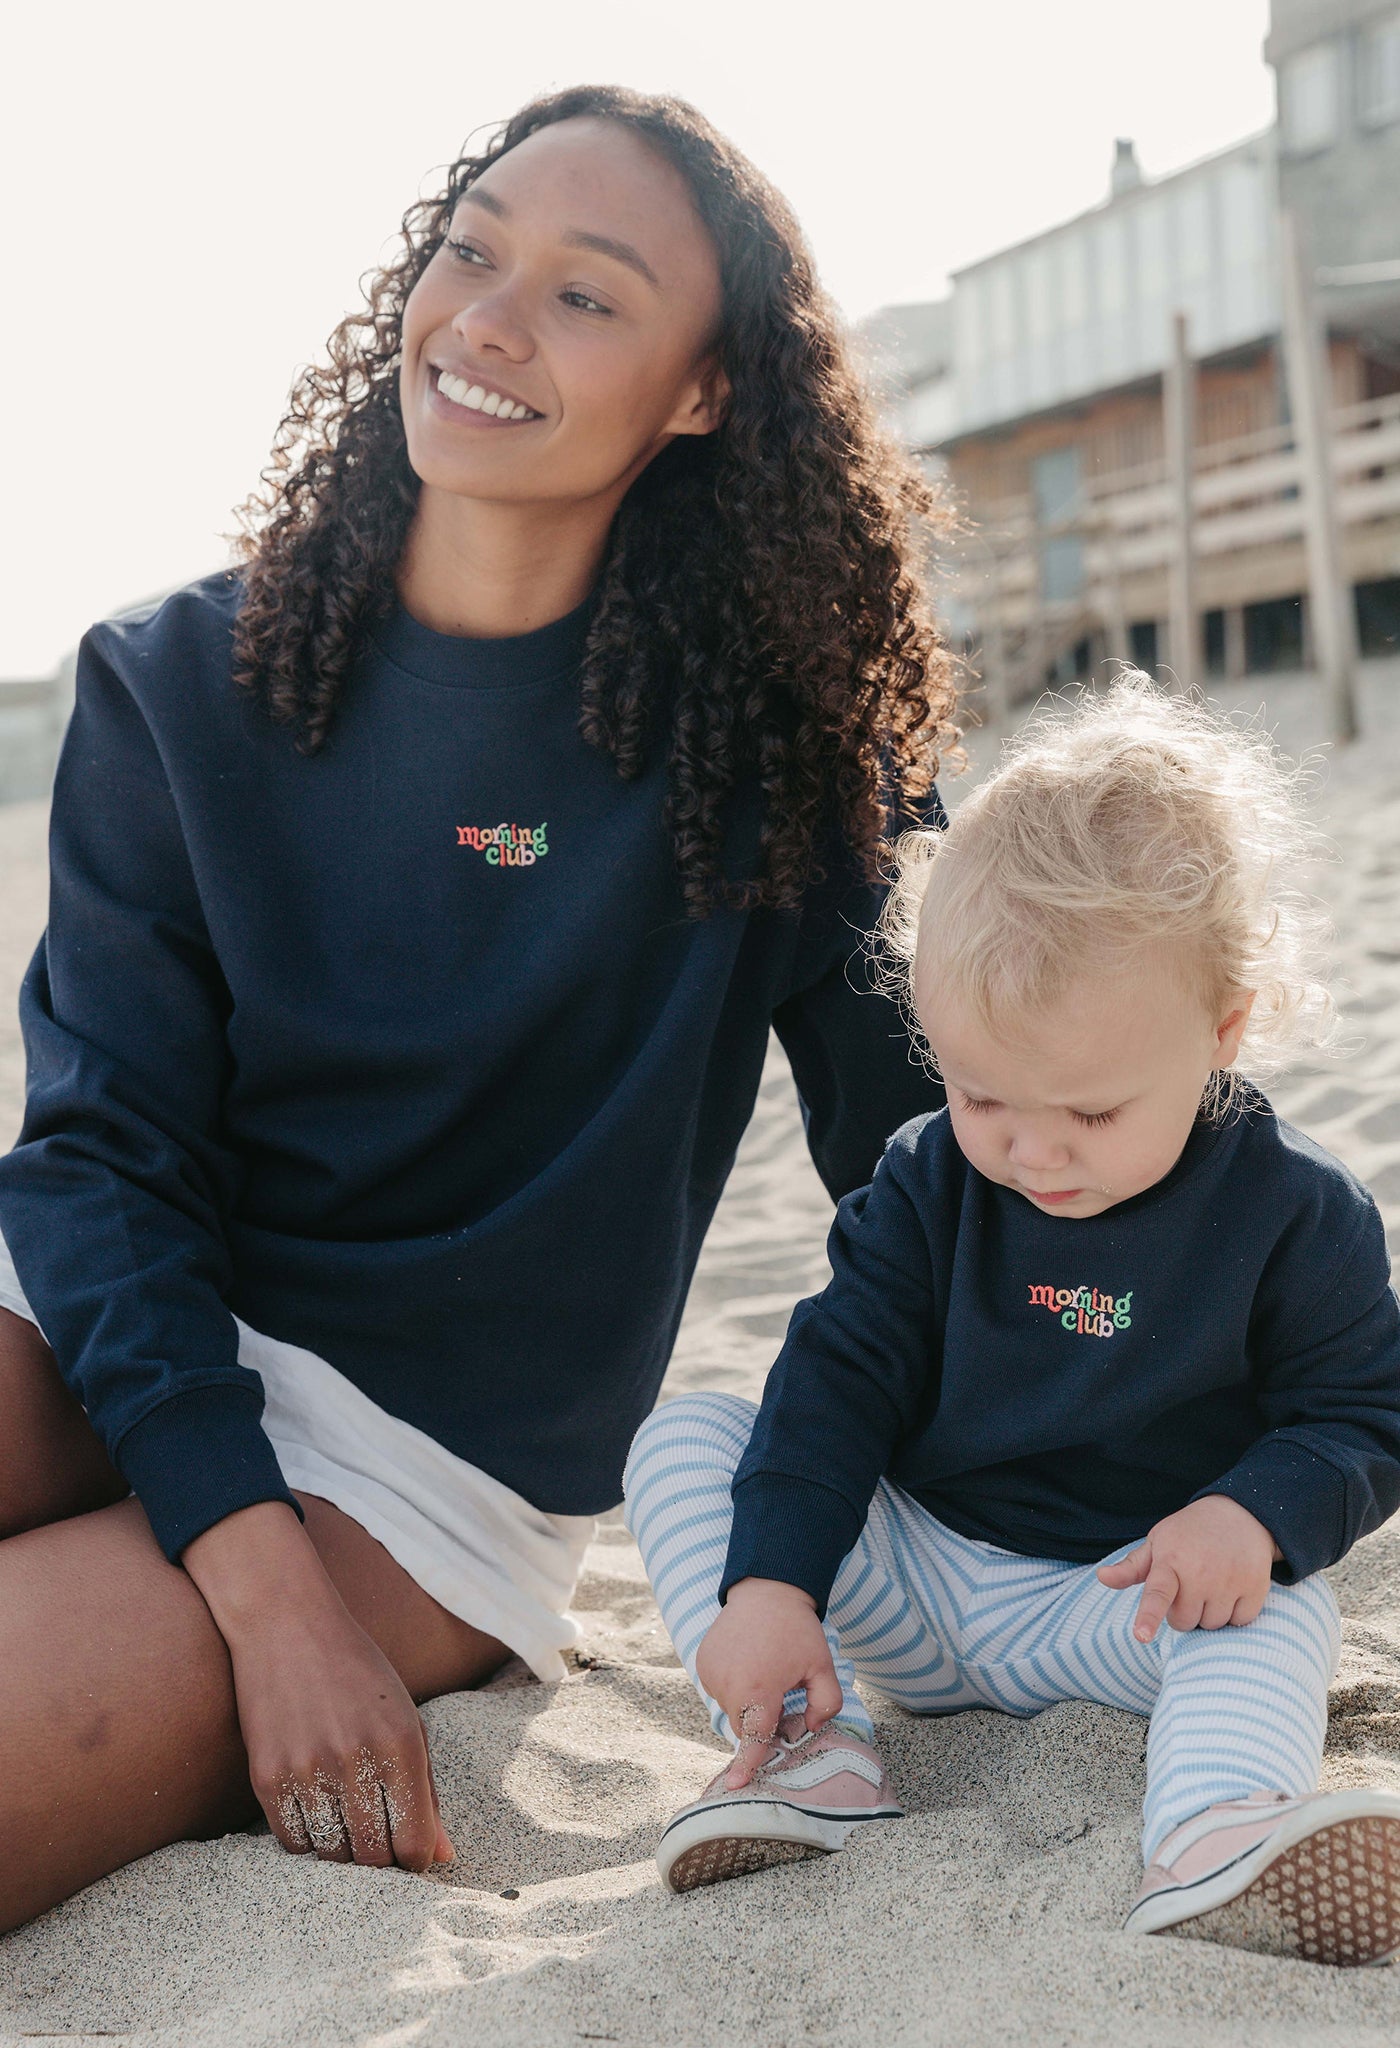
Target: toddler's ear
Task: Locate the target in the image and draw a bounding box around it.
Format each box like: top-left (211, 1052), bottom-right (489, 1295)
top-left (1214, 991), bottom-right (1256, 1070)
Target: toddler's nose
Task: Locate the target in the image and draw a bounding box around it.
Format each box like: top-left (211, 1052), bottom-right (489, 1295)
top-left (1008, 1126), bottom-right (1071, 1172)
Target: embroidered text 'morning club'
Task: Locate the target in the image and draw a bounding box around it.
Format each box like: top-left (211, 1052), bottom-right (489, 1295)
top-left (1028, 1282), bottom-right (1133, 1337)
top-left (457, 822), bottom-right (549, 866)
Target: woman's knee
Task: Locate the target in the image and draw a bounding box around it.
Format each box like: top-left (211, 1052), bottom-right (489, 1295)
top-left (622, 1390), bottom-right (757, 1522)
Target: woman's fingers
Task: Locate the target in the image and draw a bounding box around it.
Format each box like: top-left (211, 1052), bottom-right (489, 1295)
top-left (262, 1767), bottom-right (350, 1860)
top-left (341, 1747), bottom-right (395, 1868)
top-left (381, 1734), bottom-right (444, 1873)
top-left (264, 1776), bottom-right (314, 1855)
top-left (421, 1714), bottom-right (457, 1865)
top-left (301, 1772), bottom-right (354, 1861)
top-left (262, 1740), bottom-right (439, 1871)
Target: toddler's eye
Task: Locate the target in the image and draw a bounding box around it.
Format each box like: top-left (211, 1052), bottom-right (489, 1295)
top-left (959, 1094), bottom-right (996, 1114)
top-left (1072, 1107), bottom-right (1119, 1129)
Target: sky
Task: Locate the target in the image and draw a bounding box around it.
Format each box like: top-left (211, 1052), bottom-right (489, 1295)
top-left (1, 0), bottom-right (1274, 680)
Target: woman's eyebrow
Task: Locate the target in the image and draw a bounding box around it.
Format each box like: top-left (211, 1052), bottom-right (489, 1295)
top-left (560, 229), bottom-right (661, 289)
top-left (455, 188), bottom-right (660, 290)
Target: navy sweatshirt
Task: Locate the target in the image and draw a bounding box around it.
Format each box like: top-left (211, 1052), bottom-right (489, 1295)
top-left (0, 574), bottom-right (943, 1561)
top-left (724, 1093), bottom-right (1400, 1609)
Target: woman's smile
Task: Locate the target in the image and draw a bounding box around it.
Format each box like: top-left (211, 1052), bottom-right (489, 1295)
top-left (427, 365), bottom-right (543, 426)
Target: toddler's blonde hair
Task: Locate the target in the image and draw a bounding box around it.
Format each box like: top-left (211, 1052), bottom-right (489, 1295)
top-left (881, 675), bottom-right (1338, 1084)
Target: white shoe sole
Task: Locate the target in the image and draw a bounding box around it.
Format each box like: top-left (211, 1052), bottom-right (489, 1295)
top-left (658, 1794), bottom-right (904, 1894)
top-left (1124, 1789), bottom-right (1400, 1965)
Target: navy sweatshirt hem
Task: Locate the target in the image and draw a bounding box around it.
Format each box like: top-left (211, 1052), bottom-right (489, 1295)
top-left (116, 1384), bottom-right (303, 1562)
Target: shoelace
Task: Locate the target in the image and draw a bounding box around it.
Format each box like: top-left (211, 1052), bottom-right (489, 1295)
top-left (750, 1727), bottom-right (820, 1781)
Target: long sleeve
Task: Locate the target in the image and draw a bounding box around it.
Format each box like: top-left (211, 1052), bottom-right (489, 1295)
top-left (0, 631), bottom-right (298, 1558)
top-left (721, 1128), bottom-right (941, 1611)
top-left (1198, 1202), bottom-right (1400, 1582)
top-left (772, 800), bottom-right (945, 1201)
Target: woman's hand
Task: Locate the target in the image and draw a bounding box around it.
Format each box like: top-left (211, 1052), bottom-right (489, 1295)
top-left (695, 1577), bottom-right (844, 1788)
top-left (183, 1502), bottom-right (455, 1870)
top-left (1097, 1494), bottom-right (1283, 1642)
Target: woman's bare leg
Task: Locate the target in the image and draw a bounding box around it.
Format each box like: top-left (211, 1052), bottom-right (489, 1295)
top-left (0, 1307), bottom-right (128, 1534)
top-left (0, 1310), bottom-right (510, 1932)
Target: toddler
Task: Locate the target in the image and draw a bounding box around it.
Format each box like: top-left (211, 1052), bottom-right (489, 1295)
top-left (624, 680), bottom-right (1400, 1963)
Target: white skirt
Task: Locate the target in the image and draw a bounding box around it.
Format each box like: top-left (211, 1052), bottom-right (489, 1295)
top-left (0, 1229), bottom-right (594, 1683)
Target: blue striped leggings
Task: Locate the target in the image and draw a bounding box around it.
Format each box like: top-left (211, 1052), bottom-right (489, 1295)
top-left (623, 1391), bottom-right (1342, 1863)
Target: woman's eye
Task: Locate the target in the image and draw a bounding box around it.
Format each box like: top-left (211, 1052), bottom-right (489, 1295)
top-left (560, 287), bottom-right (612, 316)
top-left (447, 239), bottom-right (490, 268)
top-left (1072, 1108), bottom-right (1119, 1129)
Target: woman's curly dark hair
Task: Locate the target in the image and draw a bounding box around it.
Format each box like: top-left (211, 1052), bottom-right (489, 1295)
top-left (233, 84), bottom-right (958, 915)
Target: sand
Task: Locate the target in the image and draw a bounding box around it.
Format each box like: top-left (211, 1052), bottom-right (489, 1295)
top-left (1, 668), bottom-right (1399, 2046)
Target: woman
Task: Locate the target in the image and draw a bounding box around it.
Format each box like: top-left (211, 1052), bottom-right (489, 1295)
top-left (0, 85), bottom-right (955, 1929)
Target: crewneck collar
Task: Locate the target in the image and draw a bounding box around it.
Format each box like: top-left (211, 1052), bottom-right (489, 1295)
top-left (370, 589), bottom-right (595, 690)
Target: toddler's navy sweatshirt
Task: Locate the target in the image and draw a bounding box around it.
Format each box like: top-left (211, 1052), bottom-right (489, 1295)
top-left (0, 575), bottom-right (943, 1560)
top-left (724, 1096), bottom-right (1400, 1608)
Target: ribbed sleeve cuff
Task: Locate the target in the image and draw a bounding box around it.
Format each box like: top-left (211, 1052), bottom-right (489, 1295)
top-left (115, 1383), bottom-right (303, 1562)
top-left (1194, 1439), bottom-right (1345, 1584)
top-left (721, 1471), bottom-right (866, 1618)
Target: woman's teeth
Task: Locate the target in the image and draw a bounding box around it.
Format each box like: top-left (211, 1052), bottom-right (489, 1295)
top-left (436, 370), bottom-right (534, 420)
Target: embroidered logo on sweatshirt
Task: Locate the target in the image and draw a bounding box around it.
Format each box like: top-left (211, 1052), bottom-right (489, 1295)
top-left (1028, 1283), bottom-right (1133, 1338)
top-left (456, 822), bottom-right (549, 867)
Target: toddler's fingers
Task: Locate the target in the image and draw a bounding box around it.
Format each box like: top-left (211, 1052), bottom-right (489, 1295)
top-left (1132, 1565), bottom-right (1179, 1642)
top-left (1099, 1545), bottom-right (1150, 1588)
top-left (1230, 1591), bottom-right (1268, 1628)
top-left (802, 1656), bottom-right (846, 1734)
top-left (725, 1692), bottom-right (783, 1789)
top-left (1166, 1588), bottom-right (1205, 1634)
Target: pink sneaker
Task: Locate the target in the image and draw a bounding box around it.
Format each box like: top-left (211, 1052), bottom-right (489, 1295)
top-left (658, 1715), bottom-right (904, 1894)
top-left (1126, 1788), bottom-right (1400, 1964)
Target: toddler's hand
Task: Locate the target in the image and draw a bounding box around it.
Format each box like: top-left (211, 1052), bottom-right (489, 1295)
top-left (1097, 1495), bottom-right (1283, 1641)
top-left (695, 1577), bottom-right (844, 1788)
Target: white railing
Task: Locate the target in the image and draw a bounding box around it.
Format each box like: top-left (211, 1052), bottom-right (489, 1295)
top-left (947, 391), bottom-right (1400, 644)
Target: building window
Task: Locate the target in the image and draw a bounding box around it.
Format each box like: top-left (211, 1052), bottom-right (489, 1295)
top-left (1032, 447), bottom-right (1084, 604)
top-left (1355, 576), bottom-right (1400, 655)
top-left (1204, 609), bottom-right (1227, 677)
top-left (1280, 42), bottom-right (1342, 154)
top-left (1244, 595), bottom-right (1305, 672)
top-left (1129, 620), bottom-right (1158, 670)
top-left (1041, 536), bottom-right (1085, 604)
top-left (1359, 12), bottom-right (1400, 127)
top-left (1032, 447), bottom-right (1081, 523)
